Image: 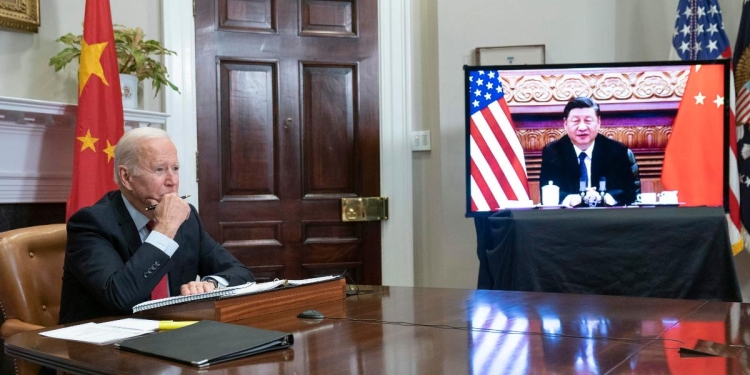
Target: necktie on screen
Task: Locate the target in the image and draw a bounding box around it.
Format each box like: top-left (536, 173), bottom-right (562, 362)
top-left (578, 152), bottom-right (588, 188)
top-left (146, 220), bottom-right (169, 300)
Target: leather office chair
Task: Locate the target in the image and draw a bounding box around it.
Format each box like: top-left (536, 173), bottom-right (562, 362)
top-left (627, 148), bottom-right (641, 197)
top-left (0, 224), bottom-right (66, 375)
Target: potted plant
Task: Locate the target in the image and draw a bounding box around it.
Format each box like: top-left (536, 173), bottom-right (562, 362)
top-left (49, 25), bottom-right (179, 108)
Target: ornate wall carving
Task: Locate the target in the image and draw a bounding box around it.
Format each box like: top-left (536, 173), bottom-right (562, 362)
top-left (499, 66), bottom-right (689, 107)
top-left (517, 125), bottom-right (672, 153)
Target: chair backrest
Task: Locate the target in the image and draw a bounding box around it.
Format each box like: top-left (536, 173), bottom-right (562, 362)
top-left (0, 224), bottom-right (66, 337)
top-left (627, 148), bottom-right (642, 196)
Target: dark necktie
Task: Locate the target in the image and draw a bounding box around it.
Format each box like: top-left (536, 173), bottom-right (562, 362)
top-left (579, 152), bottom-right (588, 188)
top-left (146, 220), bottom-right (169, 300)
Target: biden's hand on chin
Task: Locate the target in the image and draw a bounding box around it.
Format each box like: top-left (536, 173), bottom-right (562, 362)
top-left (150, 194), bottom-right (190, 238)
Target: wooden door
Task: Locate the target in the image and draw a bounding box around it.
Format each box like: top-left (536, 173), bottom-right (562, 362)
top-left (195, 0), bottom-right (381, 284)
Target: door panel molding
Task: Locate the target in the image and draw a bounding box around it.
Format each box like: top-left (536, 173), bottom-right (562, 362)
top-left (301, 63), bottom-right (357, 197)
top-left (218, 0), bottom-right (277, 33)
top-left (300, 0), bottom-right (357, 37)
top-left (218, 59), bottom-right (280, 199)
top-left (219, 220), bottom-right (284, 247)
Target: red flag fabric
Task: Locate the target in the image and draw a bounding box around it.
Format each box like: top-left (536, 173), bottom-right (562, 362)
top-left (66, 0), bottom-right (124, 220)
top-left (669, 0), bottom-right (743, 254)
top-left (661, 64), bottom-right (725, 206)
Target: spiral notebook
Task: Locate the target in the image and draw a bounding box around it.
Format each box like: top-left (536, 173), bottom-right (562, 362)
top-left (132, 280), bottom-right (286, 313)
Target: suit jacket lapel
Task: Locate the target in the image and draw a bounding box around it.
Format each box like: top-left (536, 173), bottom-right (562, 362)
top-left (111, 192), bottom-right (143, 258)
top-left (561, 137), bottom-right (580, 185)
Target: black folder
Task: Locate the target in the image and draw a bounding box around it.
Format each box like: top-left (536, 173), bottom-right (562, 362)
top-left (115, 320), bottom-right (293, 367)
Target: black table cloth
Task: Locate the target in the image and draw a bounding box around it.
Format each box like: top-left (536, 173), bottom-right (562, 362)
top-left (475, 206), bottom-right (741, 301)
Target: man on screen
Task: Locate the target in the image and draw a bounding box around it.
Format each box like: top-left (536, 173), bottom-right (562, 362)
top-left (539, 97), bottom-right (638, 206)
top-left (59, 127), bottom-right (254, 324)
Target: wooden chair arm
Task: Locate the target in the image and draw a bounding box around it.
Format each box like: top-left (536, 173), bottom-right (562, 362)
top-left (1, 318), bottom-right (44, 340)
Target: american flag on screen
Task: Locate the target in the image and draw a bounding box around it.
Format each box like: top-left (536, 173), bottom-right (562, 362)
top-left (670, 0), bottom-right (744, 254)
top-left (735, 0), bottom-right (750, 253)
top-left (467, 70), bottom-right (530, 212)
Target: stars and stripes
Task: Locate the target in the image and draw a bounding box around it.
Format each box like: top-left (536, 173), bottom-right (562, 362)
top-left (734, 0), bottom-right (750, 252)
top-left (672, 0), bottom-right (731, 60)
top-left (468, 70), bottom-right (530, 211)
top-left (670, 0), bottom-right (744, 254)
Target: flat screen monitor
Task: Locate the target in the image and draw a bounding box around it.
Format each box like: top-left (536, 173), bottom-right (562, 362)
top-left (464, 60), bottom-right (731, 217)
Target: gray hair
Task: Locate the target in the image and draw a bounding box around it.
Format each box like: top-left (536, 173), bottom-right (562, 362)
top-left (114, 127), bottom-right (171, 185)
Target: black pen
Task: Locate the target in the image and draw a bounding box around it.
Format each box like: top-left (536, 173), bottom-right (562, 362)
top-left (145, 195), bottom-right (191, 211)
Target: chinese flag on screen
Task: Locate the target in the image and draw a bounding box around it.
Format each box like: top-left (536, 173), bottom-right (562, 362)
top-left (661, 64), bottom-right (725, 206)
top-left (66, 0), bottom-right (124, 220)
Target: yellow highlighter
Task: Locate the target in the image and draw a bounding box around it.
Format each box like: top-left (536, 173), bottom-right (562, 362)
top-left (158, 321), bottom-right (199, 330)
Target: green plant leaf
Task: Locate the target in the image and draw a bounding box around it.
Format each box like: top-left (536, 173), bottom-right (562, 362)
top-left (49, 25), bottom-right (180, 96)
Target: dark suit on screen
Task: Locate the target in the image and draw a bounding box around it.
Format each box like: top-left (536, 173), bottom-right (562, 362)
top-left (59, 190), bottom-right (254, 324)
top-left (539, 134), bottom-right (638, 205)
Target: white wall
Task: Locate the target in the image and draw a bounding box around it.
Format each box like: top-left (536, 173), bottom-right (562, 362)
top-left (413, 0), bottom-right (746, 289)
top-left (0, 0), bottom-right (164, 112)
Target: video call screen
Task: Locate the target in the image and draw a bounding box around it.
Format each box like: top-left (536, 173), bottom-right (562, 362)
top-left (465, 60), bottom-right (730, 216)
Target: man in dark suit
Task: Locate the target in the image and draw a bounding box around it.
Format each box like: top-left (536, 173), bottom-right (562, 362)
top-left (59, 127), bottom-right (254, 324)
top-left (539, 97), bottom-right (638, 206)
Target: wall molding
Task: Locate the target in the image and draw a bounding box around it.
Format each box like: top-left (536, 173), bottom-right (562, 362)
top-left (379, 0), bottom-right (414, 287)
top-left (162, 0), bottom-right (199, 210)
top-left (0, 96), bottom-right (168, 203)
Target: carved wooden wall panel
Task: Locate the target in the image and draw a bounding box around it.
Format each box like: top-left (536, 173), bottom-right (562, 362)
top-left (499, 66), bottom-right (689, 108)
top-left (218, 0), bottom-right (276, 33)
top-left (218, 60), bottom-right (278, 200)
top-left (300, 0), bottom-right (357, 37)
top-left (302, 64), bottom-right (357, 199)
top-left (517, 125), bottom-right (673, 153)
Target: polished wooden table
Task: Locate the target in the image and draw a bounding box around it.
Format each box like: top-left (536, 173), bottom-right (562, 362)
top-left (5, 286), bottom-right (750, 374)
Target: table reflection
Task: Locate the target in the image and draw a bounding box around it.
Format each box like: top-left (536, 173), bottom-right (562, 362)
top-left (465, 292), bottom-right (750, 374)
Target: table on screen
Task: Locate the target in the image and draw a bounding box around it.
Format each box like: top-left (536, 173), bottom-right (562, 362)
top-left (475, 206), bottom-right (741, 301)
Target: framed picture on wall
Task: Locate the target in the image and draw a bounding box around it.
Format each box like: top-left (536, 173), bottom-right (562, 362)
top-left (475, 44), bottom-right (546, 66)
top-left (0, 0), bottom-right (41, 33)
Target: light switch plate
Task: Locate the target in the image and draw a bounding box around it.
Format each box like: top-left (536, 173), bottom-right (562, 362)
top-left (412, 130), bottom-right (431, 151)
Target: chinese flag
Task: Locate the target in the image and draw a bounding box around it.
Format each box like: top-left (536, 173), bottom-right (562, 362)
top-left (66, 0), bottom-right (124, 220)
top-left (661, 64), bottom-right (725, 206)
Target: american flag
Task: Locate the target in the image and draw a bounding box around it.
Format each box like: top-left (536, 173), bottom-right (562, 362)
top-left (671, 0), bottom-right (744, 254)
top-left (735, 0), bottom-right (750, 253)
top-left (467, 69), bottom-right (530, 211)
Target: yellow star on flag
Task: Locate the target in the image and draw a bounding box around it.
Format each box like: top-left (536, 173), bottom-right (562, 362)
top-left (103, 140), bottom-right (116, 162)
top-left (78, 39), bottom-right (110, 96)
top-left (77, 129), bottom-right (99, 152)
top-left (713, 95), bottom-right (724, 108)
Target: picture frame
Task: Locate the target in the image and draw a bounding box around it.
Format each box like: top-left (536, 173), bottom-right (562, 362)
top-left (0, 0), bottom-right (41, 33)
top-left (475, 44), bottom-right (546, 66)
